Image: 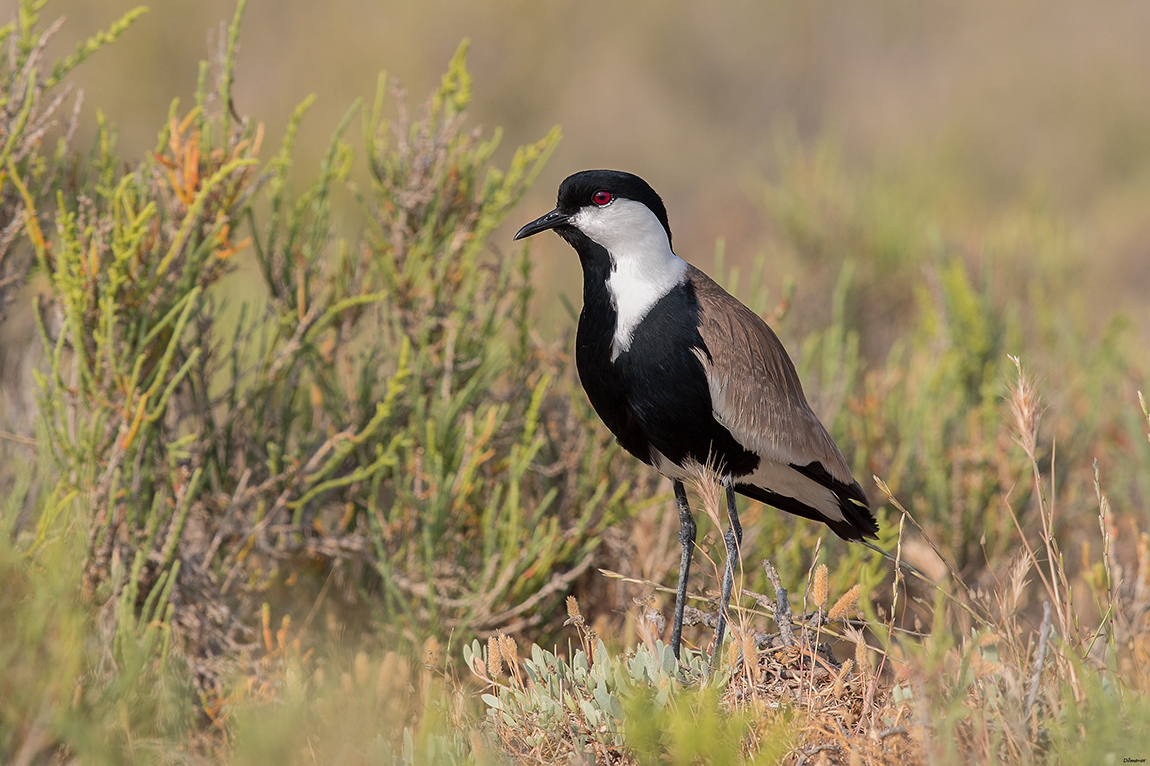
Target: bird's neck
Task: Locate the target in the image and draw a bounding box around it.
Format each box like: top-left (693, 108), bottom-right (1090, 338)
top-left (560, 229), bottom-right (617, 352)
top-left (604, 239), bottom-right (687, 360)
top-left (562, 226), bottom-right (688, 362)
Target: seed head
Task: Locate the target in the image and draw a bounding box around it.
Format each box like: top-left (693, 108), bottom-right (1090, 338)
top-left (812, 564), bottom-right (829, 610)
top-left (847, 627), bottom-right (868, 675)
top-left (486, 636), bottom-right (503, 677)
top-left (499, 634), bottom-right (518, 666)
top-left (741, 629), bottom-right (756, 670)
top-left (685, 459), bottom-right (725, 530)
top-left (828, 584), bottom-right (860, 621)
top-left (1009, 355), bottom-right (1041, 461)
top-left (833, 659), bottom-right (854, 697)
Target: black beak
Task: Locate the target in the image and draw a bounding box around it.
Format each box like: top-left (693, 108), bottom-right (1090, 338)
top-left (513, 208), bottom-right (571, 240)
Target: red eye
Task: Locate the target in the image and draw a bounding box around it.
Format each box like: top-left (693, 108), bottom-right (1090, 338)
top-left (592, 190), bottom-right (613, 206)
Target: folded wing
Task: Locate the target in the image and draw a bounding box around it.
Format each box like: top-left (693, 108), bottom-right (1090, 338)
top-left (688, 267), bottom-right (878, 540)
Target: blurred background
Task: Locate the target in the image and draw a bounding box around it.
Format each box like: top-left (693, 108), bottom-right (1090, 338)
top-left (41, 0), bottom-right (1150, 345)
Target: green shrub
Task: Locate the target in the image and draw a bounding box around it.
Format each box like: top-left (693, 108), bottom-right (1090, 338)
top-left (21, 1), bottom-right (643, 717)
top-left (0, 459), bottom-right (197, 764)
top-left (465, 634), bottom-right (752, 764)
top-left (0, 0), bottom-right (145, 317)
top-left (228, 650), bottom-right (478, 766)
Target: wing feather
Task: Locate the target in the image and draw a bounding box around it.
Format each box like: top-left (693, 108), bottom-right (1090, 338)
top-left (687, 267), bottom-right (878, 539)
top-left (688, 267), bottom-right (854, 484)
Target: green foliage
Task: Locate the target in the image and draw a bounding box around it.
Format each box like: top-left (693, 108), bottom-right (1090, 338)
top-left (22, 9), bottom-right (634, 735)
top-left (0, 472), bottom-right (87, 761)
top-left (737, 136), bottom-right (1145, 593)
top-left (0, 0), bottom-right (145, 316)
top-left (1051, 665), bottom-right (1150, 764)
top-left (0, 463), bottom-right (194, 765)
top-left (28, 6), bottom-right (263, 682)
top-left (623, 684), bottom-right (794, 766)
top-left (843, 255), bottom-right (1023, 572)
top-left (343, 46), bottom-right (621, 634)
top-left (229, 653), bottom-right (478, 766)
top-left (469, 637), bottom-right (633, 756)
top-left (5, 1), bottom-right (626, 755)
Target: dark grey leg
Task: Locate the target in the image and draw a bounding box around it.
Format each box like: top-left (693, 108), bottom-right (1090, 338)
top-left (671, 480), bottom-right (696, 660)
top-left (709, 484), bottom-right (743, 676)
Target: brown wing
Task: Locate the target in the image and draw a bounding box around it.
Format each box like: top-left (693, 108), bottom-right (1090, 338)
top-left (687, 266), bottom-right (857, 487)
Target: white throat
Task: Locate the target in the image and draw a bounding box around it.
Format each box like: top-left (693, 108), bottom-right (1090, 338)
top-left (572, 198), bottom-right (688, 361)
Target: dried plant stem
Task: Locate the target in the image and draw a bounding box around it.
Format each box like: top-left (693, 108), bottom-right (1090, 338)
top-left (762, 559), bottom-right (796, 646)
top-left (1025, 601), bottom-right (1052, 722)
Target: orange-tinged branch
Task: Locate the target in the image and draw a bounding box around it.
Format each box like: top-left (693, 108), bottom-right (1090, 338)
top-left (120, 391), bottom-right (150, 450)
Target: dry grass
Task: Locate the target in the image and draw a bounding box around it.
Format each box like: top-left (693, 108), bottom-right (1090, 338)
top-left (468, 360), bottom-right (1150, 765)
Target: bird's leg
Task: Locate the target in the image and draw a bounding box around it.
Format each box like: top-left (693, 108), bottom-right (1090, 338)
top-left (709, 484), bottom-right (744, 677)
top-left (670, 480), bottom-right (696, 660)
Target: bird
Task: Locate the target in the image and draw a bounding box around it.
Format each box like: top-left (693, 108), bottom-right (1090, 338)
top-left (514, 169), bottom-right (878, 670)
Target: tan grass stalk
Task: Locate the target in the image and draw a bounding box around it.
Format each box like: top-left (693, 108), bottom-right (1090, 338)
top-left (1008, 355), bottom-right (1041, 462)
top-left (803, 552), bottom-right (828, 712)
top-left (1010, 358), bottom-right (1074, 653)
top-left (874, 476), bottom-right (984, 624)
top-left (740, 629), bottom-right (756, 677)
top-left (891, 511), bottom-right (907, 627)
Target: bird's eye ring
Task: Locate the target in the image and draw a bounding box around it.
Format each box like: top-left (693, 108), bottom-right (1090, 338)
top-left (592, 190), bottom-right (613, 206)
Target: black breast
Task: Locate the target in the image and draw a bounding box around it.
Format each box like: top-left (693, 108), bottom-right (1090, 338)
top-left (564, 238), bottom-right (759, 478)
top-left (613, 280), bottom-right (759, 476)
top-left (565, 230), bottom-right (655, 463)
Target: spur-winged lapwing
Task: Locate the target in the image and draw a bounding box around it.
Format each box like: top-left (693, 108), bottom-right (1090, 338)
top-left (514, 170), bottom-right (878, 667)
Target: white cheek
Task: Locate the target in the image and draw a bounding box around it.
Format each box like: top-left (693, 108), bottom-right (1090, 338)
top-left (572, 200), bottom-right (668, 254)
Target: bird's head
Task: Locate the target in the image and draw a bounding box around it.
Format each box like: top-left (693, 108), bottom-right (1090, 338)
top-left (514, 170), bottom-right (673, 254)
